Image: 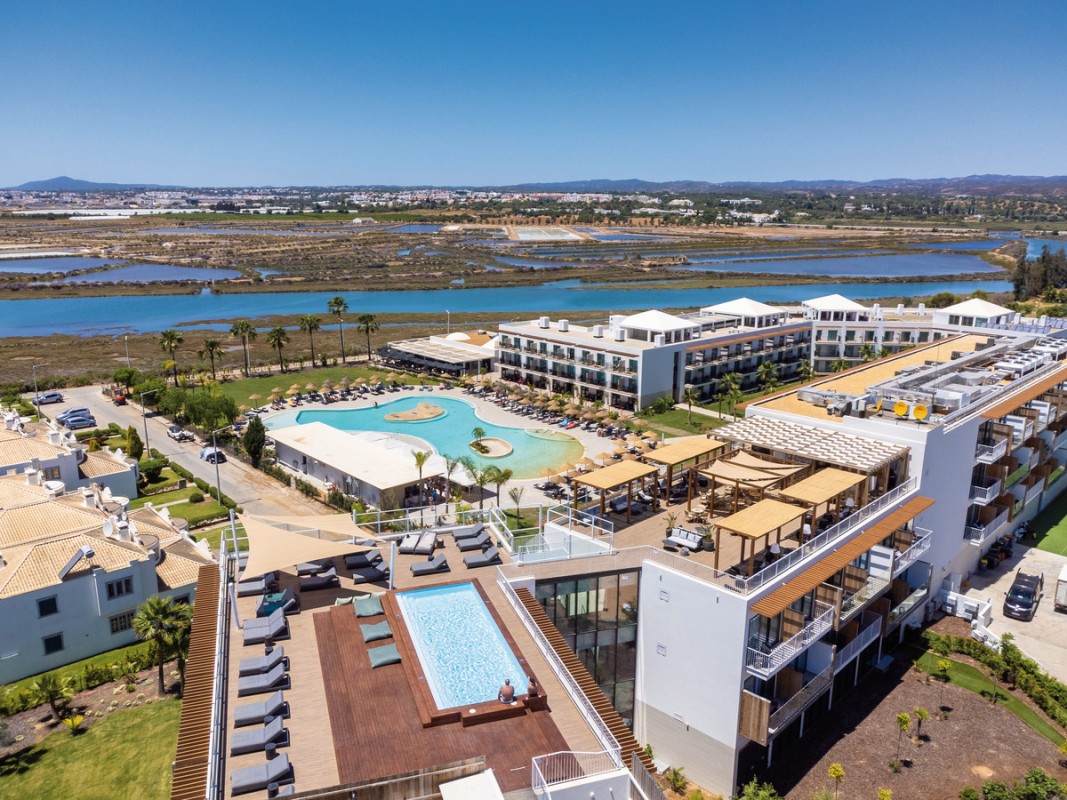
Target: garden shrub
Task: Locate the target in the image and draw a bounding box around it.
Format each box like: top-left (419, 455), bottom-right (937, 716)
top-left (188, 492), bottom-right (205, 504)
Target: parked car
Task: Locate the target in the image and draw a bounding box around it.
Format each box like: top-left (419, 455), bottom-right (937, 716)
top-left (199, 447), bottom-right (227, 464)
top-left (168, 425), bottom-right (195, 443)
top-left (112, 393), bottom-right (127, 405)
top-left (33, 391), bottom-right (63, 405)
top-left (56, 407), bottom-right (90, 423)
top-left (64, 416), bottom-right (98, 430)
top-left (1003, 569), bottom-right (1044, 621)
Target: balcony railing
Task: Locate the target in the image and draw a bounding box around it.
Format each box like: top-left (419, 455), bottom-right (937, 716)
top-left (969, 478), bottom-right (1002, 505)
top-left (768, 663), bottom-right (834, 735)
top-left (894, 528), bottom-right (931, 575)
top-left (747, 601), bottom-right (836, 677)
top-left (1026, 481), bottom-right (1044, 505)
top-left (531, 750), bottom-right (623, 797)
top-left (834, 614), bottom-right (882, 674)
top-left (839, 575), bottom-right (891, 625)
top-left (975, 438), bottom-right (1008, 463)
top-left (887, 583), bottom-right (930, 628)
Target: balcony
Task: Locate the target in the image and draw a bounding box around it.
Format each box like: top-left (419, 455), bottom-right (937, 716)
top-left (887, 583), bottom-right (929, 629)
top-left (969, 477), bottom-right (1002, 505)
top-left (839, 574), bottom-right (891, 626)
top-left (975, 438), bottom-right (1008, 464)
top-left (768, 663), bottom-right (834, 736)
top-left (746, 601), bottom-right (835, 679)
top-left (894, 528), bottom-right (931, 576)
top-left (834, 613), bottom-right (881, 675)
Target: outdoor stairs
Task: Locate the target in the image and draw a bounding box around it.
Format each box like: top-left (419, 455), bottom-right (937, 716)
top-left (514, 587), bottom-right (654, 774)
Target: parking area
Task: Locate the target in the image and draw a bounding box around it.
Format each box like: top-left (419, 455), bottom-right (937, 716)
top-left (963, 541), bottom-right (1067, 681)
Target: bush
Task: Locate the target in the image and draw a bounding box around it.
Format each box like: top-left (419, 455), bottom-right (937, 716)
top-left (327, 488), bottom-right (353, 512)
top-left (188, 492), bottom-right (205, 504)
top-left (295, 478), bottom-right (320, 499)
top-left (139, 458), bottom-right (165, 482)
top-left (171, 463), bottom-right (194, 481)
top-left (194, 477), bottom-right (209, 493)
top-left (959, 788), bottom-right (980, 800)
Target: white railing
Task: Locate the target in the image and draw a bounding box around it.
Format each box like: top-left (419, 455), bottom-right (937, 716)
top-left (894, 528), bottom-right (931, 575)
top-left (497, 575), bottom-right (623, 768)
top-left (532, 750), bottom-right (622, 793)
top-left (517, 534), bottom-right (612, 564)
top-left (1026, 481), bottom-right (1044, 504)
top-left (546, 504), bottom-right (615, 541)
top-left (207, 519), bottom-right (235, 800)
top-left (969, 479), bottom-right (1002, 504)
top-left (768, 663), bottom-right (833, 734)
top-left (746, 601), bottom-right (836, 676)
top-left (834, 614), bottom-right (881, 674)
top-left (976, 438), bottom-right (1009, 463)
top-left (740, 477), bottom-right (919, 592)
top-left (964, 525), bottom-right (988, 545)
top-left (840, 575), bottom-right (891, 623)
top-left (888, 584), bottom-right (929, 627)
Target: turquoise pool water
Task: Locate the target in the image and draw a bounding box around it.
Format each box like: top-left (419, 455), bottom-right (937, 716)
top-left (395, 582), bottom-right (528, 709)
top-left (267, 396), bottom-right (582, 478)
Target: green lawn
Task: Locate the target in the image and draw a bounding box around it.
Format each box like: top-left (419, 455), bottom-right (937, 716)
top-left (0, 698), bottom-right (180, 800)
top-left (2, 642), bottom-right (152, 700)
top-left (214, 365), bottom-right (428, 408)
top-left (1030, 484), bottom-right (1067, 556)
top-left (639, 407), bottom-right (725, 437)
top-left (192, 522), bottom-right (246, 555)
top-left (166, 499), bottom-right (229, 528)
top-left (914, 652), bottom-right (1066, 746)
top-left (129, 485), bottom-right (200, 509)
top-left (137, 467), bottom-right (184, 496)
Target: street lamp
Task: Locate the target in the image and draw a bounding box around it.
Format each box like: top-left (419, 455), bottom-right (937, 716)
top-left (31, 363), bottom-right (47, 410)
top-left (446, 309), bottom-right (450, 335)
top-left (124, 336), bottom-right (131, 368)
top-left (209, 426), bottom-right (231, 508)
top-left (139, 389), bottom-right (159, 454)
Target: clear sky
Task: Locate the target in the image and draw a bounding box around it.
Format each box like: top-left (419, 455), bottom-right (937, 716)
top-left (4, 1), bottom-right (1067, 187)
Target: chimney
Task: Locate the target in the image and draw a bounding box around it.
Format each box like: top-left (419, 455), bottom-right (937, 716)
top-left (82, 487), bottom-right (97, 509)
top-left (24, 467), bottom-right (38, 486)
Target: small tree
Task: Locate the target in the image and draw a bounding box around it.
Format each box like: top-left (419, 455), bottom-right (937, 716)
top-left (936, 659), bottom-right (952, 709)
top-left (471, 426), bottom-right (486, 443)
top-left (33, 673), bottom-right (75, 719)
top-left (243, 415), bottom-right (266, 468)
top-left (895, 712), bottom-right (910, 760)
top-left (878, 790), bottom-right (893, 800)
top-left (682, 385), bottom-right (699, 425)
top-left (827, 763), bottom-right (845, 800)
top-left (126, 425), bottom-right (144, 461)
top-left (736, 778), bottom-right (783, 800)
top-left (914, 707), bottom-right (929, 738)
top-left (664, 765), bottom-right (686, 794)
top-left (508, 486), bottom-right (524, 522)
top-left (133, 595), bottom-right (192, 696)
top-left (413, 450), bottom-right (432, 521)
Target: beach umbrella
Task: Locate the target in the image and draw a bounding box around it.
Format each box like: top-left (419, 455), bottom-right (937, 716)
top-left (535, 400), bottom-right (547, 409)
top-left (539, 467), bottom-right (557, 478)
top-left (371, 375), bottom-right (382, 385)
top-left (286, 387), bottom-right (299, 396)
top-left (622, 453), bottom-right (640, 461)
top-left (355, 377), bottom-right (366, 385)
top-left (626, 434), bottom-right (644, 444)
top-left (579, 457), bottom-right (596, 468)
top-left (582, 412), bottom-right (597, 421)
top-left (239, 404), bottom-right (250, 411)
top-left (248, 393), bottom-right (262, 402)
top-left (305, 382), bottom-right (317, 391)
top-left (547, 401), bottom-right (562, 412)
top-left (290, 383), bottom-right (301, 390)
top-left (596, 409), bottom-right (610, 419)
top-left (338, 376), bottom-right (351, 388)
top-left (417, 372), bottom-right (429, 383)
top-left (630, 419), bottom-right (646, 430)
top-left (549, 474), bottom-right (566, 484)
top-left (596, 452), bottom-right (614, 463)
top-left (558, 463), bottom-right (576, 474)
top-left (322, 378), bottom-right (334, 390)
top-left (270, 387), bottom-right (283, 395)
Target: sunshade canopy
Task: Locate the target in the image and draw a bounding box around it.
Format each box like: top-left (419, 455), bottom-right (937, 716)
top-left (238, 514), bottom-right (371, 579)
top-left (714, 499), bottom-right (807, 540)
top-left (573, 460), bottom-right (659, 492)
top-left (255, 513), bottom-right (373, 541)
top-left (700, 459), bottom-right (784, 488)
top-left (777, 468), bottom-right (865, 506)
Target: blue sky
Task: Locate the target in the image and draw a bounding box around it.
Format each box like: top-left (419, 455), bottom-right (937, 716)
top-left (3, 1), bottom-right (1067, 186)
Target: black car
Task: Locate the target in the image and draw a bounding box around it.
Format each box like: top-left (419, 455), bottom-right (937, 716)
top-left (1003, 570), bottom-right (1043, 621)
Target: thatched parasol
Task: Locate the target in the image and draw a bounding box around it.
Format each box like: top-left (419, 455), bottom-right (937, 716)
top-left (270, 387), bottom-right (283, 395)
top-left (286, 387), bottom-right (299, 396)
top-left (338, 376), bottom-right (351, 388)
top-left (305, 382), bottom-right (317, 391)
top-left (290, 383), bottom-right (301, 390)
top-left (355, 377), bottom-right (366, 385)
top-left (596, 452), bottom-right (614, 463)
top-left (622, 453), bottom-right (640, 461)
top-left (549, 474), bottom-right (566, 484)
top-left (539, 467), bottom-right (557, 478)
top-left (321, 378), bottom-right (334, 390)
top-left (248, 393), bottom-right (262, 402)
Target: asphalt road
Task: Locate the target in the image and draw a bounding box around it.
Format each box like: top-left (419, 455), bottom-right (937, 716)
top-left (35, 384), bottom-right (325, 519)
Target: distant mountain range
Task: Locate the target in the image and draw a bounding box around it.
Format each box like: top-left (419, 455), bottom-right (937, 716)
top-left (8, 174), bottom-right (1067, 197)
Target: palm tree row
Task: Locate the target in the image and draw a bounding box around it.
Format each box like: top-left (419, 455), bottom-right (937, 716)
top-left (131, 595), bottom-right (194, 696)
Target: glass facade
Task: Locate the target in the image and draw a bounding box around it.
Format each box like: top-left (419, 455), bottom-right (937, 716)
top-left (534, 570), bottom-right (640, 725)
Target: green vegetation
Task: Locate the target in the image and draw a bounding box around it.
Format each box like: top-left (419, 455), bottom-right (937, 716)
top-left (212, 364), bottom-right (419, 409)
top-left (0, 698), bottom-right (180, 800)
top-left (164, 498), bottom-right (229, 527)
top-left (129, 485), bottom-right (202, 509)
top-left (193, 522), bottom-right (246, 555)
top-left (638, 406), bottom-right (725, 437)
top-left (914, 651), bottom-right (1065, 745)
top-left (1013, 246), bottom-right (1067, 301)
top-left (1029, 484), bottom-right (1067, 556)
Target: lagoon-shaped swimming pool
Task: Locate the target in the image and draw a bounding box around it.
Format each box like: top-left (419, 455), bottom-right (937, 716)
top-left (266, 396), bottom-right (582, 479)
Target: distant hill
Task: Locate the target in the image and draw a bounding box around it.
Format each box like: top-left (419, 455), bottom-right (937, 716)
top-left (10, 176), bottom-right (174, 191)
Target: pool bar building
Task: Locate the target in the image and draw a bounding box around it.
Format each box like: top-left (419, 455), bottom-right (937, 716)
top-left (175, 327), bottom-right (1067, 799)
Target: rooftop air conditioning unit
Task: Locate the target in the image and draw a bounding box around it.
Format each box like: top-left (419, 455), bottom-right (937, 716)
top-left (614, 328), bottom-right (626, 342)
top-left (538, 316), bottom-right (550, 329)
top-left (558, 319), bottom-right (569, 332)
top-left (654, 334), bottom-right (665, 346)
top-left (592, 325), bottom-right (604, 338)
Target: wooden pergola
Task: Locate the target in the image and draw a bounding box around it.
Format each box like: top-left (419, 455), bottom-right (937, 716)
top-left (573, 460), bottom-right (660, 523)
top-left (643, 436), bottom-right (726, 497)
top-left (712, 499), bottom-right (807, 575)
top-left (776, 467), bottom-right (866, 535)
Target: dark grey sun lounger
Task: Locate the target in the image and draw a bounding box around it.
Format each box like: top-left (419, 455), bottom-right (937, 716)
top-left (238, 662), bottom-right (290, 697)
top-left (352, 565), bottom-right (390, 584)
top-left (411, 553), bottom-right (450, 577)
top-left (230, 753), bottom-right (293, 796)
top-left (449, 523), bottom-right (484, 540)
top-left (296, 558), bottom-right (333, 576)
top-left (344, 549), bottom-right (382, 569)
top-left (299, 566), bottom-right (339, 591)
top-left (242, 609), bottom-right (289, 645)
top-left (237, 575), bottom-right (271, 597)
top-left (233, 690), bottom-right (288, 727)
top-left (239, 646), bottom-right (287, 677)
top-left (230, 715), bottom-right (289, 756)
top-left (456, 531), bottom-right (490, 551)
top-left (463, 545), bottom-right (502, 569)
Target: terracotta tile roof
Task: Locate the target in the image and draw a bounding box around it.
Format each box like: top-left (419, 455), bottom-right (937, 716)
top-left (0, 532), bottom-right (148, 598)
top-left (0, 428), bottom-right (65, 466)
top-left (156, 539), bottom-right (215, 591)
top-left (0, 477), bottom-right (54, 508)
top-left (0, 502), bottom-right (110, 548)
top-left (79, 451), bottom-right (129, 478)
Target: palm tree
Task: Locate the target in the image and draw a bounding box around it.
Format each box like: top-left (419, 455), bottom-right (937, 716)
top-left (830, 359), bottom-right (850, 373)
top-left (473, 466), bottom-right (493, 509)
top-left (443, 455), bottom-right (461, 511)
top-left (412, 450), bottom-right (431, 520)
top-left (508, 486), bottom-right (525, 522)
top-left (197, 338), bottom-right (224, 382)
top-left (299, 314), bottom-right (322, 367)
top-left (682, 385), bottom-right (699, 426)
top-left (133, 595), bottom-right (192, 696)
top-left (490, 467), bottom-right (513, 508)
top-left (230, 320), bottom-right (256, 376)
top-left (159, 330), bottom-right (183, 386)
top-left (356, 313), bottom-right (380, 362)
top-left (33, 672), bottom-right (74, 719)
top-left (327, 296), bottom-right (349, 363)
top-left (797, 360), bottom-right (816, 383)
top-left (757, 361), bottom-right (780, 395)
top-left (266, 327), bottom-right (290, 373)
top-left (860, 343), bottom-right (877, 362)
top-left (471, 426), bottom-right (486, 443)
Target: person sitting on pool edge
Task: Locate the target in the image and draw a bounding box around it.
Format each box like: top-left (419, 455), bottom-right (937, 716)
top-left (498, 678), bottom-right (515, 704)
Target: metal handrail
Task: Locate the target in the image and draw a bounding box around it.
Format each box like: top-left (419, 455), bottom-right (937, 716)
top-left (532, 750), bottom-right (622, 787)
top-left (888, 583), bottom-right (930, 626)
top-left (769, 663), bottom-right (833, 733)
top-left (497, 574), bottom-right (623, 768)
top-left (746, 601), bottom-right (835, 674)
top-left (834, 614), bottom-right (881, 674)
top-left (206, 522), bottom-right (234, 800)
top-left (894, 529), bottom-right (931, 573)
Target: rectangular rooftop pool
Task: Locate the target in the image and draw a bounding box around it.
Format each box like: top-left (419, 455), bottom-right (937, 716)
top-left (395, 581), bottom-right (529, 709)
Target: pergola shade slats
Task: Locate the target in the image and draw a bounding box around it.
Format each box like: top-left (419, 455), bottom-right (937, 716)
top-left (573, 461), bottom-right (659, 492)
top-left (715, 499), bottom-right (807, 540)
top-left (981, 363), bottom-right (1067, 420)
top-left (750, 495), bottom-right (935, 618)
top-left (643, 438), bottom-right (725, 468)
top-left (777, 468), bottom-right (865, 506)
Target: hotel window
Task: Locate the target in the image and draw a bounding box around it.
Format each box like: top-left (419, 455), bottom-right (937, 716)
top-left (43, 633), bottom-right (64, 655)
top-left (110, 611), bottom-right (136, 634)
top-left (37, 596), bottom-right (59, 618)
top-left (43, 467), bottom-right (61, 481)
top-left (106, 577), bottom-right (133, 600)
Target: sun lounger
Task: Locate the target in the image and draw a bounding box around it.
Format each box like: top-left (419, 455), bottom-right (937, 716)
top-left (243, 610), bottom-right (289, 646)
top-left (463, 545), bottom-right (502, 569)
top-left (352, 566), bottom-right (390, 585)
top-left (449, 523), bottom-right (484, 540)
top-left (344, 549), bottom-right (382, 569)
top-left (233, 690), bottom-right (288, 728)
top-left (296, 558), bottom-right (332, 576)
top-left (299, 566), bottom-right (339, 591)
top-left (237, 574), bottom-right (274, 597)
top-left (456, 531), bottom-right (490, 551)
top-left (230, 753), bottom-right (293, 796)
top-left (256, 588), bottom-right (299, 618)
top-left (239, 646), bottom-right (287, 677)
top-left (398, 531), bottom-right (436, 555)
top-left (411, 553), bottom-right (450, 577)
top-left (238, 662), bottom-right (290, 697)
top-left (230, 715), bottom-right (289, 756)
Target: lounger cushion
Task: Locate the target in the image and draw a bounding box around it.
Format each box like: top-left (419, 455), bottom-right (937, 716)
top-left (368, 642), bottom-right (402, 668)
top-left (334, 596), bottom-right (355, 606)
top-left (233, 690), bottom-right (287, 728)
top-left (230, 753), bottom-right (292, 796)
top-left (360, 621), bottom-right (393, 643)
top-left (354, 595), bottom-right (384, 617)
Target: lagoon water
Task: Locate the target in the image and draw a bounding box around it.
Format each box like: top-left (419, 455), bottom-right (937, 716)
top-left (0, 256), bottom-right (117, 274)
top-left (61, 264), bottom-right (241, 283)
top-left (0, 278), bottom-right (1013, 337)
top-left (671, 253), bottom-right (1006, 277)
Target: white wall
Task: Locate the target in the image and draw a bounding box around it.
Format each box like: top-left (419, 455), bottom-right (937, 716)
top-left (634, 562), bottom-right (750, 796)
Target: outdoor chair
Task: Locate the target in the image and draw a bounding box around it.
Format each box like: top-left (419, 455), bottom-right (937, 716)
top-left (456, 531), bottom-right (490, 551)
top-left (352, 565), bottom-right (390, 585)
top-left (234, 690), bottom-right (288, 728)
top-left (239, 646), bottom-right (287, 677)
top-left (463, 545), bottom-right (502, 569)
top-left (230, 715), bottom-right (289, 756)
top-left (449, 523), bottom-right (484, 540)
top-left (243, 609), bottom-right (290, 646)
top-left (295, 558), bottom-right (333, 576)
top-left (411, 553), bottom-right (449, 576)
top-left (344, 549), bottom-right (382, 569)
top-left (238, 662), bottom-right (290, 697)
top-left (230, 753), bottom-right (293, 796)
top-left (256, 588), bottom-right (299, 618)
top-left (299, 566), bottom-right (339, 591)
top-left (398, 531), bottom-right (436, 555)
